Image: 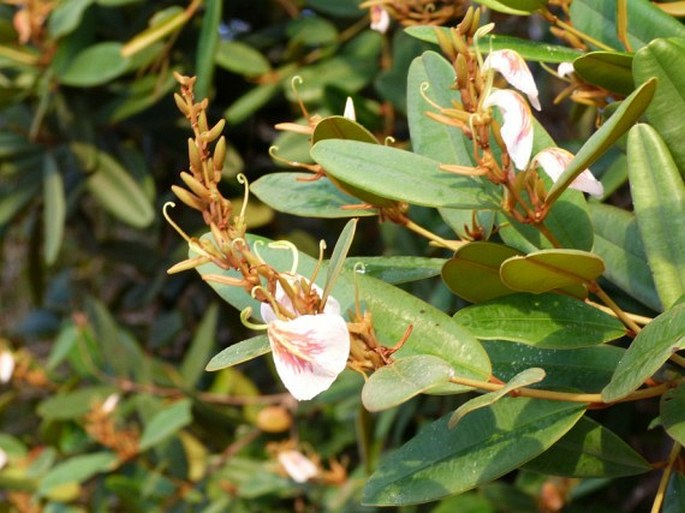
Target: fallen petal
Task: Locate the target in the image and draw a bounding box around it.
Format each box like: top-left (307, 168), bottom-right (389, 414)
top-left (268, 313), bottom-right (350, 400)
top-left (533, 147), bottom-right (604, 198)
top-left (484, 89), bottom-right (534, 170)
top-left (484, 50), bottom-right (541, 111)
top-left (278, 450), bottom-right (319, 483)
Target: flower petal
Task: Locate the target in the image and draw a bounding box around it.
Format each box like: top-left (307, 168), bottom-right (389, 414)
top-left (0, 350), bottom-right (14, 384)
top-left (278, 450), bottom-right (319, 483)
top-left (533, 147), bottom-right (604, 198)
top-left (484, 89), bottom-right (534, 170)
top-left (370, 6), bottom-right (390, 34)
top-left (557, 62), bottom-right (575, 78)
top-left (483, 50), bottom-right (541, 111)
top-left (268, 313), bottom-right (350, 400)
top-left (343, 97), bottom-right (356, 121)
top-left (260, 273), bottom-right (341, 323)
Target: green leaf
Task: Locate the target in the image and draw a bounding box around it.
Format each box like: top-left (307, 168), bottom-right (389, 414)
top-left (286, 16), bottom-right (338, 46)
top-left (58, 42), bottom-right (129, 87)
top-left (484, 341), bottom-right (623, 393)
top-left (660, 383), bottom-right (685, 445)
top-left (311, 140), bottom-right (498, 209)
top-left (205, 335), bottom-right (270, 371)
top-left (139, 399), bottom-right (193, 451)
top-left (363, 397), bottom-right (586, 506)
top-left (602, 303), bottom-right (685, 402)
top-left (589, 203), bottom-right (661, 311)
top-left (546, 78), bottom-right (656, 205)
top-left (39, 452), bottom-right (117, 495)
top-left (449, 368), bottom-right (546, 428)
top-left (72, 143), bottom-right (155, 228)
top-left (405, 30), bottom-right (582, 63)
top-left (627, 124), bottom-right (685, 309)
top-left (42, 153), bottom-right (66, 265)
top-left (323, 218), bottom-right (357, 304)
top-left (195, 234), bottom-right (492, 388)
top-left (634, 38), bottom-right (685, 179)
top-left (361, 355), bottom-right (455, 412)
top-left (306, 0), bottom-right (364, 17)
top-left (473, 0), bottom-right (544, 15)
top-left (48, 0), bottom-right (93, 38)
top-left (344, 256), bottom-right (444, 284)
top-left (215, 40), bottom-right (271, 76)
top-left (194, 0), bottom-right (222, 99)
top-left (500, 249), bottom-right (605, 293)
top-left (37, 386), bottom-right (118, 420)
top-left (523, 416), bottom-right (651, 477)
top-left (376, 31), bottom-right (428, 113)
top-left (224, 82), bottom-right (280, 125)
top-left (442, 242), bottom-right (522, 303)
top-left (180, 303), bottom-right (219, 386)
top-left (454, 293), bottom-right (625, 348)
top-left (250, 172), bottom-right (378, 218)
top-left (573, 51), bottom-right (634, 96)
top-left (665, 473), bottom-right (685, 513)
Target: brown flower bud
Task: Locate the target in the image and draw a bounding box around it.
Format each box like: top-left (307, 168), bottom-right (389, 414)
top-left (256, 406), bottom-right (292, 433)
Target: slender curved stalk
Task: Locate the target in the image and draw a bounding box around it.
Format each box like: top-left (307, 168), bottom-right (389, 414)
top-left (650, 441), bottom-right (681, 513)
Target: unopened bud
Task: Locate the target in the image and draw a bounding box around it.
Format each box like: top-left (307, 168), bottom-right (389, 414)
top-left (202, 119), bottom-right (226, 143)
top-left (174, 93), bottom-right (190, 116)
top-left (436, 28), bottom-right (456, 62)
top-left (450, 29), bottom-right (469, 55)
top-left (171, 185), bottom-right (206, 211)
top-left (180, 171), bottom-right (210, 200)
top-left (257, 406), bottom-right (293, 433)
top-left (101, 394), bottom-right (120, 414)
top-left (458, 6), bottom-right (474, 36)
top-left (198, 110), bottom-right (209, 133)
top-left (470, 8), bottom-right (482, 37)
top-left (188, 139), bottom-right (203, 175)
top-left (213, 136), bottom-right (226, 171)
top-left (456, 54), bottom-right (469, 88)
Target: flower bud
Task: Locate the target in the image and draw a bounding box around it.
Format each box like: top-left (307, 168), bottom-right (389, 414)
top-left (257, 406), bottom-right (292, 433)
top-left (188, 139), bottom-right (203, 175)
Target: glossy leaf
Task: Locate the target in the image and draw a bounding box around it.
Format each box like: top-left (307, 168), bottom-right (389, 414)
top-left (48, 0), bottom-right (93, 38)
top-left (405, 29), bottom-right (582, 63)
top-left (42, 153), bottom-right (66, 265)
top-left (484, 341), bottom-right (623, 393)
top-left (72, 143), bottom-right (155, 228)
top-left (573, 51), bottom-right (634, 95)
top-left (361, 355), bottom-right (455, 412)
top-left (442, 242), bottom-right (521, 303)
top-left (39, 452), bottom-right (117, 496)
top-left (665, 473), bottom-right (685, 513)
top-left (194, 0), bottom-right (221, 99)
top-left (589, 203), bottom-right (661, 311)
top-left (523, 416), bottom-right (651, 477)
top-left (139, 399), bottom-right (193, 451)
top-left (634, 37), bottom-right (685, 179)
top-left (627, 124), bottom-right (685, 309)
top-left (546, 78), bottom-right (656, 205)
top-left (194, 234), bottom-right (491, 388)
top-left (570, 0), bottom-right (685, 50)
top-left (224, 82), bottom-right (280, 125)
top-left (58, 42), bottom-right (129, 87)
top-left (344, 256), bottom-right (444, 284)
top-left (205, 335), bottom-right (270, 372)
top-left (454, 293), bottom-right (625, 348)
top-left (250, 172), bottom-right (378, 218)
top-left (215, 40), bottom-right (271, 76)
top-left (180, 303), bottom-right (219, 386)
top-left (37, 386), bottom-right (118, 420)
top-left (323, 218), bottom-right (357, 304)
top-left (311, 140), bottom-right (499, 209)
top-left (473, 0), bottom-right (544, 15)
top-left (306, 0), bottom-right (363, 17)
top-left (602, 303), bottom-right (685, 402)
top-left (500, 249), bottom-right (604, 293)
top-left (362, 397), bottom-right (585, 506)
top-left (660, 383), bottom-right (685, 445)
top-left (448, 368), bottom-right (546, 428)
top-left (286, 15), bottom-right (338, 46)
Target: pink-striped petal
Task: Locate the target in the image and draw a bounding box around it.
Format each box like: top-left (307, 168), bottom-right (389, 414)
top-left (278, 450), bottom-right (319, 483)
top-left (484, 89), bottom-right (534, 170)
top-left (533, 147), bottom-right (604, 198)
top-left (483, 50), bottom-right (541, 111)
top-left (268, 313), bottom-right (350, 400)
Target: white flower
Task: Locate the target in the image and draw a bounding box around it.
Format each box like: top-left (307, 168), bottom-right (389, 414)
top-left (557, 62), bottom-right (575, 78)
top-left (533, 147), bottom-right (604, 198)
top-left (483, 49), bottom-right (541, 111)
top-left (101, 394), bottom-right (120, 415)
top-left (0, 350), bottom-right (14, 384)
top-left (483, 89), bottom-right (534, 170)
top-left (370, 6), bottom-right (390, 34)
top-left (278, 450), bottom-right (319, 483)
top-left (260, 276), bottom-right (350, 401)
top-left (0, 448), bottom-right (7, 470)
top-left (343, 97), bottom-right (356, 121)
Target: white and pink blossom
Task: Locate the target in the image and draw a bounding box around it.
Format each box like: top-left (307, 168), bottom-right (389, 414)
top-left (484, 89), bottom-right (534, 170)
top-left (483, 49), bottom-right (541, 111)
top-left (533, 147), bottom-right (604, 198)
top-left (278, 450), bottom-right (319, 483)
top-left (260, 276), bottom-right (350, 401)
top-left (370, 6), bottom-right (390, 34)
